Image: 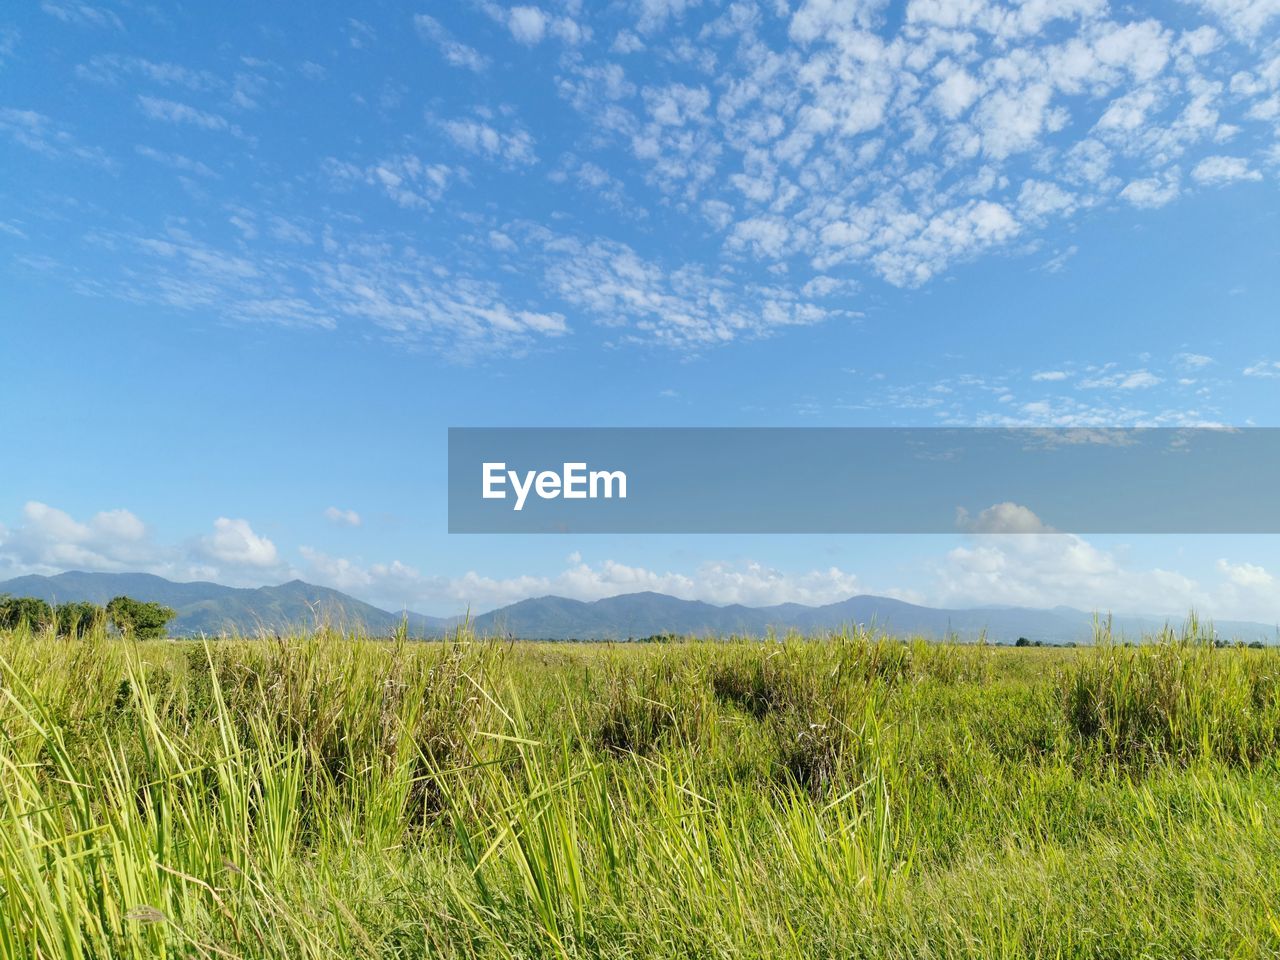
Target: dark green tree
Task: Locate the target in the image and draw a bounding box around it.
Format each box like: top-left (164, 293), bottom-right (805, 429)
top-left (0, 595), bottom-right (54, 631)
top-left (106, 596), bottom-right (176, 640)
top-left (55, 601), bottom-right (106, 638)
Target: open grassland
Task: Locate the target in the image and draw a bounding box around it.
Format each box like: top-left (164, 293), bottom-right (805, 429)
top-left (3, 623), bottom-right (1280, 959)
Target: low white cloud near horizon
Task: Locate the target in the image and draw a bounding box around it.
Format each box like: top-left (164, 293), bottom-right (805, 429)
top-left (2, 500), bottom-right (1279, 624)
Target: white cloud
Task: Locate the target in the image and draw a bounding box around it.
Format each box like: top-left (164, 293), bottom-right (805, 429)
top-left (347, 18), bottom-right (375, 49)
top-left (1042, 245), bottom-right (1079, 273)
top-left (1176, 352), bottom-right (1213, 369)
top-left (1079, 368), bottom-right (1162, 389)
top-left (308, 241), bottom-right (569, 356)
top-left (612, 30), bottom-right (645, 53)
top-left (1218, 557), bottom-right (1274, 589)
top-left (323, 507), bottom-right (361, 527)
top-left (1018, 180), bottom-right (1078, 220)
top-left (956, 502), bottom-right (1054, 534)
top-left (727, 216), bottom-right (791, 258)
top-left (932, 62), bottom-right (982, 119)
top-left (41, 2), bottom-right (122, 30)
top-left (441, 118), bottom-right (537, 165)
top-left (30, 0), bottom-right (1280, 364)
top-left (1244, 359), bottom-right (1280, 378)
top-left (1188, 0), bottom-right (1280, 39)
top-left (636, 0), bottom-right (701, 34)
top-left (790, 0), bottom-right (880, 42)
top-left (1191, 154), bottom-right (1262, 184)
top-left (0, 503), bottom-right (291, 585)
top-left (1119, 170), bottom-right (1181, 208)
top-left (508, 6), bottom-right (547, 44)
top-left (0, 502), bottom-right (150, 575)
top-left (0, 26), bottom-right (17, 65)
top-left (551, 157), bottom-right (638, 213)
top-left (801, 275), bottom-right (853, 298)
top-left (7, 503), bottom-right (1280, 624)
top-left (547, 0), bottom-right (1278, 299)
top-left (414, 15), bottom-right (489, 72)
top-left (199, 518), bottom-right (279, 569)
top-left (299, 548), bottom-right (867, 612)
top-left (864, 201), bottom-right (1021, 287)
top-left (1212, 558), bottom-right (1280, 624)
top-left (495, 5), bottom-right (586, 46)
top-left (935, 530), bottom-right (1204, 614)
top-left (77, 54), bottom-right (222, 91)
top-left (136, 96), bottom-right (250, 141)
top-left (75, 214), bottom-right (580, 360)
top-left (538, 232), bottom-right (833, 348)
top-left (488, 230), bottom-right (517, 252)
top-left (0, 108), bottom-right (111, 164)
top-left (930, 503), bottom-right (1222, 615)
top-left (1032, 370), bottom-right (1069, 382)
top-left (323, 154), bottom-right (455, 209)
top-left (975, 83), bottom-right (1056, 160)
top-left (135, 145), bottom-right (218, 178)
top-left (299, 526), bottom-right (1280, 624)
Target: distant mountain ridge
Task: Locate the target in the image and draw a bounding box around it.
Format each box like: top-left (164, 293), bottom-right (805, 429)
top-left (2, 571), bottom-right (1276, 643)
top-left (467, 590), bottom-right (1278, 643)
top-left (0, 571), bottom-right (452, 637)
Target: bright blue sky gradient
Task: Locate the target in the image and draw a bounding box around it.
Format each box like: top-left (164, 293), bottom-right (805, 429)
top-left (2, 0), bottom-right (1279, 620)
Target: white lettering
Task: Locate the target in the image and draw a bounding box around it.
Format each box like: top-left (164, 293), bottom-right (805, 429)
top-left (482, 463), bottom-right (506, 499)
top-left (482, 462), bottom-right (627, 509)
top-left (509, 469), bottom-right (536, 512)
top-left (535, 470), bottom-right (561, 499)
top-left (562, 462), bottom-right (588, 499)
top-left (590, 469), bottom-right (627, 499)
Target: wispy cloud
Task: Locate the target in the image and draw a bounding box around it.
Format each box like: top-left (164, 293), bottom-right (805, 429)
top-left (41, 1), bottom-right (122, 30)
top-left (440, 117), bottom-right (537, 166)
top-left (0, 107), bottom-right (111, 164)
top-left (324, 507), bottom-right (361, 527)
top-left (322, 154), bottom-right (456, 209)
top-left (135, 144), bottom-right (218, 178)
top-left (1244, 360), bottom-right (1280, 379)
top-left (1079, 368), bottom-right (1163, 390)
top-left (17, 0), bottom-right (1280, 368)
top-left (414, 14), bottom-right (489, 72)
top-left (78, 54), bottom-right (221, 91)
top-left (137, 95), bottom-right (247, 139)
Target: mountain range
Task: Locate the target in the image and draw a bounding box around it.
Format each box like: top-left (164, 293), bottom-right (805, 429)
top-left (0, 571), bottom-right (453, 636)
top-left (2, 571), bottom-right (1276, 644)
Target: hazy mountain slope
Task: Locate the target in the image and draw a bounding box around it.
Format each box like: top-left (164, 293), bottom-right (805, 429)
top-left (0, 571), bottom-right (240, 609)
top-left (3, 573), bottom-right (1275, 642)
top-left (0, 572), bottom-right (452, 636)
top-left (471, 590), bottom-right (1278, 642)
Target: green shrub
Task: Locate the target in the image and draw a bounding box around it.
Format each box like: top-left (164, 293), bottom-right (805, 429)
top-left (55, 600), bottom-right (105, 638)
top-left (1061, 637), bottom-right (1280, 766)
top-left (706, 636), bottom-right (909, 794)
top-left (594, 649), bottom-right (711, 755)
top-left (106, 595), bottom-right (176, 639)
top-left (0, 594), bottom-right (53, 630)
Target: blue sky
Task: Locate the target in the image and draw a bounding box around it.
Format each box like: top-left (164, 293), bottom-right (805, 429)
top-left (2, 0), bottom-right (1280, 621)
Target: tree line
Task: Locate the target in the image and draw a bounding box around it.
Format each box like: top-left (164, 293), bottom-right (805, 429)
top-left (0, 595), bottom-right (176, 639)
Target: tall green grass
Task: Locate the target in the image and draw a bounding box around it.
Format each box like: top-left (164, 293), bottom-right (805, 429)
top-left (2, 622), bottom-right (1278, 958)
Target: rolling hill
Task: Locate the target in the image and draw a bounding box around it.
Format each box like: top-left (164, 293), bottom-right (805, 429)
top-left (2, 572), bottom-right (1275, 643)
top-left (0, 571), bottom-right (451, 637)
top-left (468, 590), bottom-right (1278, 643)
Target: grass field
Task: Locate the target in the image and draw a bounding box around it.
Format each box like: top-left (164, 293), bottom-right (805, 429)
top-left (2, 621), bottom-right (1279, 959)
